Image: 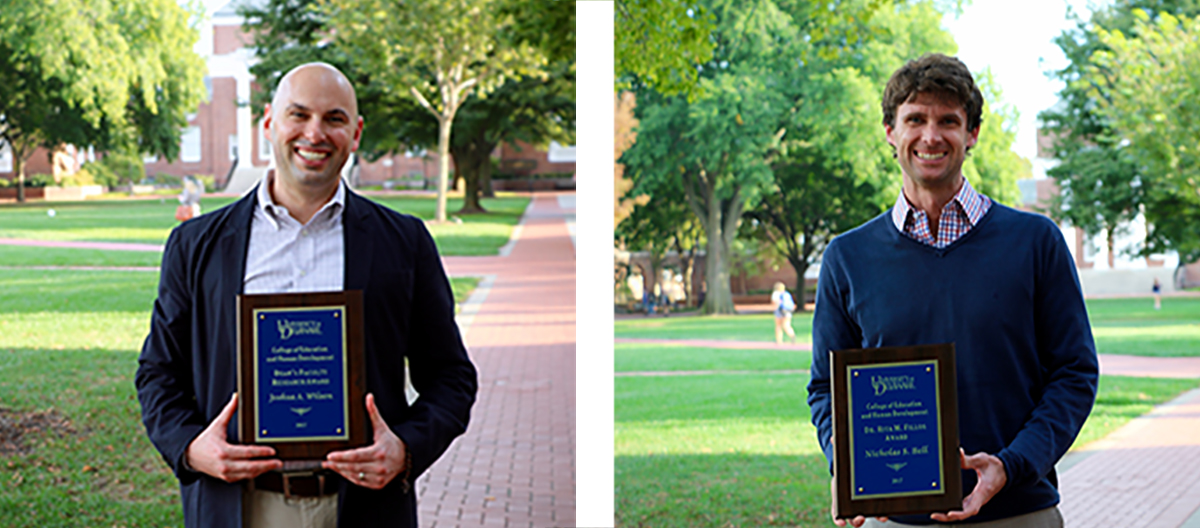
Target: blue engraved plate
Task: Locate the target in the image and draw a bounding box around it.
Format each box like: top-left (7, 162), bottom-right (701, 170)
top-left (847, 360), bottom-right (944, 500)
top-left (253, 306), bottom-right (349, 442)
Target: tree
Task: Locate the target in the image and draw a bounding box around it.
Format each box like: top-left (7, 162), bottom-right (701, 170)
top-left (1041, 0), bottom-right (1200, 262)
top-left (742, 0), bottom-right (967, 295)
top-left (615, 92), bottom-right (649, 228)
top-left (621, 0), bottom-right (904, 314)
top-left (450, 66), bottom-right (575, 213)
top-left (622, 0), bottom-right (803, 314)
top-left (324, 0), bottom-right (546, 223)
top-left (617, 178), bottom-right (705, 306)
top-left (0, 0), bottom-right (205, 202)
top-left (244, 0), bottom-right (572, 215)
top-left (1088, 9), bottom-right (1200, 261)
top-left (615, 0), bottom-right (715, 100)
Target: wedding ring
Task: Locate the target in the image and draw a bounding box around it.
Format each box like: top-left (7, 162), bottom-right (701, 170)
top-left (358, 472), bottom-right (366, 481)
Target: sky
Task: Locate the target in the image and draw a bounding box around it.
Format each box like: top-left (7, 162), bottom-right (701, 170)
top-left (942, 0), bottom-right (1110, 161)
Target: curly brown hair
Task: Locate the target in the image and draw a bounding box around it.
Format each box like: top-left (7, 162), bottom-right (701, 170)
top-left (881, 53), bottom-right (983, 132)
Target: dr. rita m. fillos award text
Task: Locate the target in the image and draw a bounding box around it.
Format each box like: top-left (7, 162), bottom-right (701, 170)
top-left (237, 291), bottom-right (368, 464)
top-left (831, 343), bottom-right (961, 519)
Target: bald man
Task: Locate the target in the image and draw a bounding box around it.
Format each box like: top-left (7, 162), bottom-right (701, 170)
top-left (136, 63), bottom-right (478, 528)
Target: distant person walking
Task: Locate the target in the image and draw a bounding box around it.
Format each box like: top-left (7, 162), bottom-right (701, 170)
top-left (1154, 277), bottom-right (1162, 310)
top-left (175, 175), bottom-right (203, 221)
top-left (771, 282), bottom-right (797, 345)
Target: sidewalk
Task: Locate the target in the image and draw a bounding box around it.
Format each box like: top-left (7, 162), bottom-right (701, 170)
top-left (428, 192), bottom-right (576, 528)
top-left (1059, 388), bottom-right (1200, 528)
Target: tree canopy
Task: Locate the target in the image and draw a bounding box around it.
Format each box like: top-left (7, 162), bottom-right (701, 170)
top-left (323, 0), bottom-right (547, 222)
top-left (0, 0), bottom-right (205, 200)
top-left (1088, 9), bottom-right (1200, 261)
top-left (1041, 0), bottom-right (1200, 263)
top-left (619, 0), bottom-right (1029, 314)
top-left (243, 0), bottom-right (574, 214)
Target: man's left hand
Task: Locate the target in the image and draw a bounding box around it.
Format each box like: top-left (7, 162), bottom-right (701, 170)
top-left (323, 393), bottom-right (407, 490)
top-left (930, 448), bottom-right (1007, 523)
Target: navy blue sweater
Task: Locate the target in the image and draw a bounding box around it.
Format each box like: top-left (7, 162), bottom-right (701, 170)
top-left (807, 204), bottom-right (1098, 524)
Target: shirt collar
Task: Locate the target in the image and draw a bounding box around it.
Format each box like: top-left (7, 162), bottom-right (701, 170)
top-left (891, 176), bottom-right (987, 232)
top-left (256, 169), bottom-right (346, 229)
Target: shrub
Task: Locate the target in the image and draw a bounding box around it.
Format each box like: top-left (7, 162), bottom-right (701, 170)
top-left (60, 167), bottom-right (97, 187)
top-left (99, 150), bottom-right (145, 186)
top-left (25, 173), bottom-right (55, 188)
top-left (81, 160), bottom-right (119, 187)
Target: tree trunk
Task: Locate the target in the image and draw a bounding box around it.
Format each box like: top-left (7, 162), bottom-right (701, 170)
top-left (435, 117), bottom-right (452, 222)
top-left (15, 150), bottom-right (25, 203)
top-left (703, 193), bottom-right (736, 315)
top-left (455, 138), bottom-right (493, 214)
top-left (1107, 229), bottom-right (1116, 269)
top-left (681, 251), bottom-right (695, 308)
top-left (482, 163), bottom-right (495, 198)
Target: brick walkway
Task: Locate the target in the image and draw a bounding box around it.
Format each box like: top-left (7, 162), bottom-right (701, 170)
top-left (426, 193), bottom-right (576, 528)
top-left (1059, 388), bottom-right (1200, 528)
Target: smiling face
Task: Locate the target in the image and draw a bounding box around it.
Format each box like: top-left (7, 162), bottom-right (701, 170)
top-left (885, 91), bottom-right (979, 192)
top-left (263, 64), bottom-right (363, 195)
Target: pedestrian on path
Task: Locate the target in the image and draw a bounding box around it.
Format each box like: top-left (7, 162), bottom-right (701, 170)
top-left (772, 281), bottom-right (797, 345)
top-left (175, 174), bottom-right (203, 221)
top-left (1153, 277), bottom-right (1162, 310)
top-left (807, 54), bottom-right (1098, 528)
top-left (136, 62), bottom-right (477, 528)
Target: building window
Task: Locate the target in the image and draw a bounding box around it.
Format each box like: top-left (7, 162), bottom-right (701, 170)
top-left (548, 141), bottom-right (576, 163)
top-left (229, 135), bottom-right (238, 161)
top-left (181, 126), bottom-right (202, 163)
top-left (0, 140), bottom-right (11, 173)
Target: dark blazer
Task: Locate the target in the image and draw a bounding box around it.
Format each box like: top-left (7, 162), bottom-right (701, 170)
top-left (135, 187), bottom-right (478, 527)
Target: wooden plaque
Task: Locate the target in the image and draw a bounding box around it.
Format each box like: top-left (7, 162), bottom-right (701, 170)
top-left (237, 290), bottom-right (368, 460)
top-left (831, 343), bottom-right (961, 519)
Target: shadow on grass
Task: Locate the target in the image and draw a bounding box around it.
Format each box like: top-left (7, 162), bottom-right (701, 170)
top-left (616, 452), bottom-right (832, 528)
top-left (0, 347), bottom-right (182, 527)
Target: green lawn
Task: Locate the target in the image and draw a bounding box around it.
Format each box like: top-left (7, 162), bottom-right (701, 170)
top-left (1086, 297), bottom-right (1200, 357)
top-left (0, 193), bottom-right (529, 258)
top-left (616, 342), bottom-right (809, 373)
top-left (0, 265), bottom-right (480, 527)
top-left (614, 341), bottom-right (1200, 527)
top-left (616, 313), bottom-right (814, 343)
top-left (616, 297), bottom-right (1200, 357)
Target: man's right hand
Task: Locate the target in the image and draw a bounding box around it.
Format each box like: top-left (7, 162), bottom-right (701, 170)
top-left (184, 393), bottom-right (282, 482)
top-left (831, 478), bottom-right (888, 527)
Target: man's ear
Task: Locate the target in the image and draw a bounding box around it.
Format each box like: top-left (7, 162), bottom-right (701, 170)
top-left (262, 104), bottom-right (273, 140)
top-left (884, 124), bottom-right (895, 147)
top-left (967, 126), bottom-right (980, 149)
top-left (351, 115), bottom-right (363, 153)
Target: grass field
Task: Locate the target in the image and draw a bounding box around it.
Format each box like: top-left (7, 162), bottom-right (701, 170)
top-left (0, 193), bottom-right (529, 257)
top-left (616, 296), bottom-right (1200, 357)
top-left (614, 339), bottom-right (1200, 527)
top-left (615, 298), bottom-right (1200, 527)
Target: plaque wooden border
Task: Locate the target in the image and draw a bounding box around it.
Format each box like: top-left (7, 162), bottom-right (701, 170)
top-left (237, 290), bottom-right (368, 460)
top-left (831, 343), bottom-right (961, 519)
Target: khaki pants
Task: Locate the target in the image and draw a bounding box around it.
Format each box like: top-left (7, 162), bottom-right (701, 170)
top-left (244, 488), bottom-right (337, 528)
top-left (864, 506), bottom-right (1063, 528)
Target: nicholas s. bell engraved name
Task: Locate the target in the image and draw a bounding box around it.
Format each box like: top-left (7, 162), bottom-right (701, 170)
top-left (254, 308), bottom-right (349, 442)
top-left (848, 361), bottom-right (944, 499)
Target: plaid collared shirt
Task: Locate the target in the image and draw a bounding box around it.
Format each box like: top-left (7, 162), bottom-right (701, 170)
top-left (891, 177), bottom-right (992, 248)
